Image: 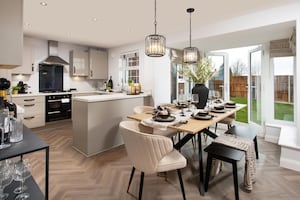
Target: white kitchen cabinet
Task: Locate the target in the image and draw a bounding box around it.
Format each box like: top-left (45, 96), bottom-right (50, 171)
top-left (12, 96), bottom-right (45, 128)
top-left (0, 0), bottom-right (23, 68)
top-left (88, 49), bottom-right (108, 79)
top-left (11, 40), bottom-right (34, 74)
top-left (69, 50), bottom-right (89, 76)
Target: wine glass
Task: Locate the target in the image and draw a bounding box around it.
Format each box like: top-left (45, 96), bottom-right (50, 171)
top-left (191, 94), bottom-right (199, 105)
top-left (0, 160), bottom-right (14, 200)
top-left (13, 159), bottom-right (31, 200)
top-left (186, 93), bottom-right (192, 112)
top-left (0, 109), bottom-right (11, 149)
top-left (178, 93), bottom-right (186, 116)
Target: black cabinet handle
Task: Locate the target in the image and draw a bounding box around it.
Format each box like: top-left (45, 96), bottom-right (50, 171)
top-left (24, 99), bottom-right (35, 102)
top-left (24, 104), bottom-right (35, 107)
top-left (24, 116), bottom-right (35, 120)
top-left (91, 70), bottom-right (93, 77)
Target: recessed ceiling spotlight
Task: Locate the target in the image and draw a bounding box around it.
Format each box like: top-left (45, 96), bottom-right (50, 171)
top-left (92, 17), bottom-right (98, 22)
top-left (40, 2), bottom-right (47, 6)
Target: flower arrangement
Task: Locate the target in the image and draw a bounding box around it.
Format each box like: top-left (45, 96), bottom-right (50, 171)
top-left (179, 57), bottom-right (215, 84)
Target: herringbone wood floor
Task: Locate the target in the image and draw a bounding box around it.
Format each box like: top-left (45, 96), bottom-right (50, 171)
top-left (24, 121), bottom-right (300, 200)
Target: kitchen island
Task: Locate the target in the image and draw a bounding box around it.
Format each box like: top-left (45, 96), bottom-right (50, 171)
top-left (72, 92), bottom-right (151, 157)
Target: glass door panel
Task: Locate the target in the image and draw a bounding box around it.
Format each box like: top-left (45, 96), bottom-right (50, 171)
top-left (249, 48), bottom-right (262, 125)
top-left (207, 53), bottom-right (228, 100)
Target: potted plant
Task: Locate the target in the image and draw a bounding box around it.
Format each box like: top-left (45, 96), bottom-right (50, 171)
top-left (178, 57), bottom-right (215, 108)
top-left (11, 86), bottom-right (20, 95)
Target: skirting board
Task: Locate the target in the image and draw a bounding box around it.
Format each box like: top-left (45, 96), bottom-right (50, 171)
top-left (280, 147), bottom-right (300, 172)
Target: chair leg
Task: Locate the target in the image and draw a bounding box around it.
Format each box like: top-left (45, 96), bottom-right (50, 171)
top-left (127, 167), bottom-right (135, 193)
top-left (138, 172), bottom-right (144, 200)
top-left (254, 136), bottom-right (259, 159)
top-left (232, 162), bottom-right (239, 200)
top-left (205, 154), bottom-right (213, 192)
top-left (215, 123), bottom-right (218, 133)
top-left (177, 169), bottom-right (186, 200)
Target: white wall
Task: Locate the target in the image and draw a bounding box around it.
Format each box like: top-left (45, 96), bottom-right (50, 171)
top-left (9, 36), bottom-right (104, 93)
top-left (108, 42), bottom-right (171, 106)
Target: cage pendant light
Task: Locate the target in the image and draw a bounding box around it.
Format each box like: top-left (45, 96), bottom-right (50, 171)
top-left (183, 8), bottom-right (198, 64)
top-left (145, 0), bottom-right (166, 57)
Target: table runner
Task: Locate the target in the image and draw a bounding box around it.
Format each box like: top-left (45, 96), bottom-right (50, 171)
top-left (213, 134), bottom-right (256, 191)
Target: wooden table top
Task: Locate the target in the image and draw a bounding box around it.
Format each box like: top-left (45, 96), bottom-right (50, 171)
top-left (127, 104), bottom-right (246, 134)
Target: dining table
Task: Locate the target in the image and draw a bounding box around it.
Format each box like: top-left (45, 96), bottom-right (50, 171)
top-left (127, 103), bottom-right (246, 196)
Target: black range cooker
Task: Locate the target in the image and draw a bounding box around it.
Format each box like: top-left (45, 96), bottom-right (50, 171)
top-left (45, 93), bottom-right (72, 122)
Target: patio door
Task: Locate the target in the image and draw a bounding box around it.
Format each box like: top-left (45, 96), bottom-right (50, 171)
top-left (248, 48), bottom-right (262, 127)
top-left (206, 53), bottom-right (229, 101)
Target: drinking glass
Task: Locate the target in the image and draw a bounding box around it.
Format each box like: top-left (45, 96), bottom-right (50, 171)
top-left (178, 93), bottom-right (186, 116)
top-left (186, 93), bottom-right (192, 112)
top-left (0, 160), bottom-right (14, 200)
top-left (0, 109), bottom-right (11, 149)
top-left (191, 94), bottom-right (199, 105)
top-left (13, 159), bottom-right (31, 200)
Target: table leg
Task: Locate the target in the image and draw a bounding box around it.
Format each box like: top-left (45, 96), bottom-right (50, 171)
top-left (45, 147), bottom-right (49, 200)
top-left (174, 133), bottom-right (194, 150)
top-left (198, 132), bottom-right (205, 196)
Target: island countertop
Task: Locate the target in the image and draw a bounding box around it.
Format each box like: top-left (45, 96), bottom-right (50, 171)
top-left (72, 92), bottom-right (151, 103)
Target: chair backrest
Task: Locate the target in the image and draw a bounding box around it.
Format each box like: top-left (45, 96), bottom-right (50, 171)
top-left (119, 121), bottom-right (173, 173)
top-left (133, 106), bottom-right (154, 114)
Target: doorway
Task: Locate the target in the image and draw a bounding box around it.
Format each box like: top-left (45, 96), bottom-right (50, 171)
top-left (208, 45), bottom-right (261, 124)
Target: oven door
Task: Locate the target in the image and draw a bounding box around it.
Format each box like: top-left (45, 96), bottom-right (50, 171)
top-left (46, 95), bottom-right (72, 122)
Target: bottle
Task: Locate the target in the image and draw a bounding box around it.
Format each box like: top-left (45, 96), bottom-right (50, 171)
top-left (130, 83), bottom-right (135, 95)
top-left (107, 76), bottom-right (113, 90)
top-left (138, 83), bottom-right (141, 93)
top-left (135, 84), bottom-right (139, 94)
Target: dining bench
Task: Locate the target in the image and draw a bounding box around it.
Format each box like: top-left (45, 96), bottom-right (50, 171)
top-left (225, 125), bottom-right (259, 159)
top-left (204, 142), bottom-right (245, 200)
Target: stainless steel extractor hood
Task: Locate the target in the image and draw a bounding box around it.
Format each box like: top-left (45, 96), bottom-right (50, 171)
top-left (40, 40), bottom-right (69, 65)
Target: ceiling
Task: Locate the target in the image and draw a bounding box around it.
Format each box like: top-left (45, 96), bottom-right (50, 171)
top-left (24, 0), bottom-right (299, 49)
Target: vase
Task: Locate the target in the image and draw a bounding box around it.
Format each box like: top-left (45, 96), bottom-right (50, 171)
top-left (192, 83), bottom-right (209, 109)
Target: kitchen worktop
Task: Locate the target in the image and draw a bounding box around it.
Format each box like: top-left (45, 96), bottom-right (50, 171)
top-left (72, 92), bottom-right (151, 103)
top-left (10, 90), bottom-right (110, 97)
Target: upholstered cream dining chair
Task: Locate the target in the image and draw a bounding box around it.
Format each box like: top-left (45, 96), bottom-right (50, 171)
top-left (215, 113), bottom-right (236, 133)
top-left (119, 121), bottom-right (187, 200)
top-left (133, 105), bottom-right (178, 138)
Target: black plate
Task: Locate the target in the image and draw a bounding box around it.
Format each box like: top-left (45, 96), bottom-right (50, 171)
top-left (211, 109), bottom-right (226, 113)
top-left (176, 104), bottom-right (188, 109)
top-left (225, 105), bottom-right (236, 108)
top-left (153, 115), bottom-right (176, 122)
top-left (192, 114), bottom-right (213, 120)
top-left (226, 101), bottom-right (236, 106)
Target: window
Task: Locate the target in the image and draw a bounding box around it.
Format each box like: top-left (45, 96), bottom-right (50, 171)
top-left (273, 56), bottom-right (294, 122)
top-left (120, 52), bottom-right (140, 84)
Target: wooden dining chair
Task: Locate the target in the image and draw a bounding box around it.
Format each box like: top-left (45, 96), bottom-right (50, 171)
top-left (119, 120), bottom-right (187, 200)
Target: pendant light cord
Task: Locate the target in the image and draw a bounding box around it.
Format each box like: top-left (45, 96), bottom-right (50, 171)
top-left (189, 11), bottom-right (192, 47)
top-left (154, 0), bottom-right (157, 34)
